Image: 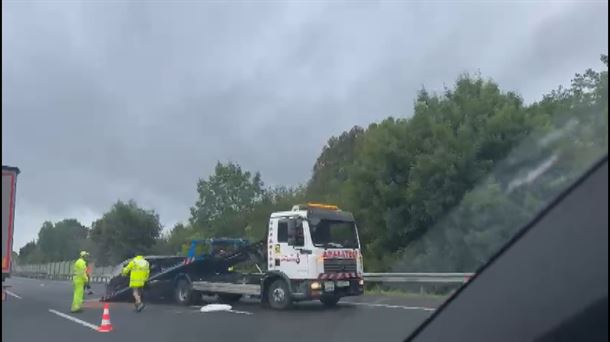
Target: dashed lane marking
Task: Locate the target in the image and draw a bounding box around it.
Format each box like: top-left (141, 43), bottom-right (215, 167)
top-left (5, 290), bottom-right (22, 299)
top-left (344, 302), bottom-right (436, 312)
top-left (48, 309), bottom-right (100, 331)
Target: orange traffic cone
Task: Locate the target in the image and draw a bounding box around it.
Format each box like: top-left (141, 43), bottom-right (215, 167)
top-left (97, 303), bottom-right (113, 332)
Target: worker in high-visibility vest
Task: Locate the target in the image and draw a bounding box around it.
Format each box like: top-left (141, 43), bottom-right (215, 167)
top-left (71, 251), bottom-right (89, 313)
top-left (122, 255), bottom-right (150, 312)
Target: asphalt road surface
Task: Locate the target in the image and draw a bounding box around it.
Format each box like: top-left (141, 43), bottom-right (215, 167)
top-left (2, 277), bottom-right (443, 342)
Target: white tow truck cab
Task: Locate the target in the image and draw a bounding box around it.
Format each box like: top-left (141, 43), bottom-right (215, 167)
top-left (262, 203), bottom-right (364, 308)
top-left (185, 203), bottom-right (364, 309)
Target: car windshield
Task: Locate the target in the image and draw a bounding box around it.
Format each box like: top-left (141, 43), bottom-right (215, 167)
top-left (3, 2), bottom-right (607, 342)
top-left (310, 219), bottom-right (359, 249)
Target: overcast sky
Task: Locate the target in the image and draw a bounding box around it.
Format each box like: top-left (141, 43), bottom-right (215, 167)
top-left (2, 0), bottom-right (607, 250)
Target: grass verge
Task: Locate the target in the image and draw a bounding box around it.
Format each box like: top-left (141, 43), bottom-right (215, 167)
top-left (364, 285), bottom-right (452, 299)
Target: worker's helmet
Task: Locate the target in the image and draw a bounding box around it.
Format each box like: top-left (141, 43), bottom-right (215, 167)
top-left (80, 251), bottom-right (90, 258)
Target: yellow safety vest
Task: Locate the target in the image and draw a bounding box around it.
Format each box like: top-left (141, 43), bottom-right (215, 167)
top-left (73, 258), bottom-right (88, 283)
top-left (122, 256), bottom-right (150, 288)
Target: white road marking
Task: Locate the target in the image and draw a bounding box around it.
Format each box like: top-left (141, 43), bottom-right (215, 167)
top-left (345, 301), bottom-right (436, 312)
top-left (5, 290), bottom-right (22, 299)
top-left (48, 309), bottom-right (100, 331)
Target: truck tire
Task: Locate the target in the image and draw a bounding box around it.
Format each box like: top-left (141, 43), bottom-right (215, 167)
top-left (174, 279), bottom-right (194, 306)
top-left (218, 293), bottom-right (243, 304)
top-left (320, 295), bottom-right (340, 307)
top-left (267, 279), bottom-right (291, 310)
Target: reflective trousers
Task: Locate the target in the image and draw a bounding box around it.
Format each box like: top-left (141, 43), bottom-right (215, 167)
top-left (71, 279), bottom-right (85, 312)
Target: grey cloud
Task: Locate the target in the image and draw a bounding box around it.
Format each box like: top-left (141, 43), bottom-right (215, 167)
top-left (2, 1), bottom-right (607, 249)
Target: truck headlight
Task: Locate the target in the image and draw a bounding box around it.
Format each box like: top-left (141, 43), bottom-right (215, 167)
top-left (310, 281), bottom-right (322, 290)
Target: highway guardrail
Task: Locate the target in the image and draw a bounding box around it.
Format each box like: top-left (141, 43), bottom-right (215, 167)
top-left (12, 262), bottom-right (114, 284)
top-left (363, 272), bottom-right (473, 284)
top-left (13, 261), bottom-right (473, 286)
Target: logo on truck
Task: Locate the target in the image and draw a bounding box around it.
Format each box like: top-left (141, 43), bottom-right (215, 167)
top-left (322, 250), bottom-right (358, 259)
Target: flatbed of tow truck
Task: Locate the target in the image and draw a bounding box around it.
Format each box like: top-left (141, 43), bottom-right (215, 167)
top-left (102, 239), bottom-right (266, 303)
top-left (192, 280), bottom-right (262, 296)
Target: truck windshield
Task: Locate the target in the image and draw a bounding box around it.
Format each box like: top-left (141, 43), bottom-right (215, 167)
top-left (310, 219), bottom-right (359, 249)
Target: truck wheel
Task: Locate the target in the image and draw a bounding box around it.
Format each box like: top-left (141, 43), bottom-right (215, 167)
top-left (218, 293), bottom-right (243, 304)
top-left (174, 279), bottom-right (194, 306)
top-left (320, 295), bottom-right (340, 307)
top-left (267, 279), bottom-right (291, 310)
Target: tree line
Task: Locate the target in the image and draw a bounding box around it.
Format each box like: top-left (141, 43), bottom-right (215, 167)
top-left (18, 55), bottom-right (608, 270)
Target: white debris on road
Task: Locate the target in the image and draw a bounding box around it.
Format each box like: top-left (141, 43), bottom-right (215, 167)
top-left (198, 304), bottom-right (253, 315)
top-left (200, 304), bottom-right (232, 312)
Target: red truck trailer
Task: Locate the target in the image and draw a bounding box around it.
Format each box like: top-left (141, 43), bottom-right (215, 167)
top-left (2, 166), bottom-right (20, 282)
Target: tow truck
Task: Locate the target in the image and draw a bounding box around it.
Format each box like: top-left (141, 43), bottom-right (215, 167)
top-left (103, 203), bottom-right (364, 309)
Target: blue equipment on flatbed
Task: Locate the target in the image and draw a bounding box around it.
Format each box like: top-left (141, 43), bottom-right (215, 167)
top-left (184, 238), bottom-right (250, 263)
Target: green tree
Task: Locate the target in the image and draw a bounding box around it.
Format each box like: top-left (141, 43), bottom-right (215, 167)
top-left (160, 222), bottom-right (197, 255)
top-left (307, 126), bottom-right (364, 203)
top-left (189, 162), bottom-right (265, 237)
top-left (242, 185), bottom-right (306, 240)
top-left (33, 219), bottom-right (88, 262)
top-left (36, 221), bottom-right (56, 261)
top-left (394, 55), bottom-right (608, 273)
top-left (90, 200), bottom-right (162, 265)
top-left (336, 75), bottom-right (529, 269)
top-left (18, 241), bottom-right (39, 264)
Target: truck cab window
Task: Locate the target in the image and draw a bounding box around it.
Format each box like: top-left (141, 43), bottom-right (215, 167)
top-left (288, 220), bottom-right (304, 247)
top-left (277, 221), bottom-right (288, 242)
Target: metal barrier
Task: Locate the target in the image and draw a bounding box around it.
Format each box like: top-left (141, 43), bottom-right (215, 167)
top-left (363, 272), bottom-right (473, 284)
top-left (14, 262), bottom-right (472, 286)
top-left (12, 262), bottom-right (113, 284)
